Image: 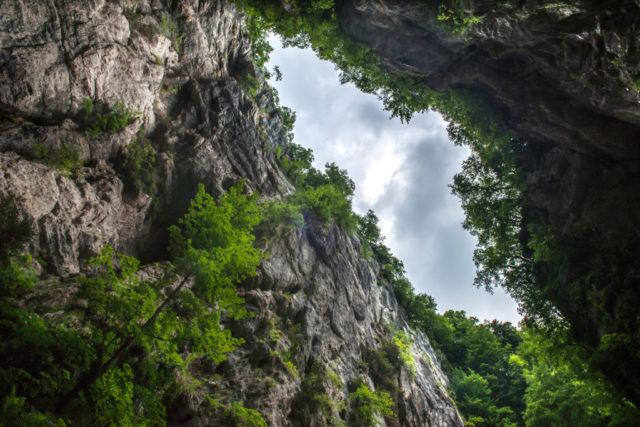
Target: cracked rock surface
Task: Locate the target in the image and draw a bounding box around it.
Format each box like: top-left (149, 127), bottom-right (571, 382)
top-left (0, 0), bottom-right (463, 425)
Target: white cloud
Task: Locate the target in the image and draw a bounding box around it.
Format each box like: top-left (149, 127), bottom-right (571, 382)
top-left (267, 39), bottom-right (521, 325)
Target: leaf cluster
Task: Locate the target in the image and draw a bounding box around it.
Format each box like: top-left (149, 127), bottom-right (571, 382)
top-left (0, 183), bottom-right (267, 424)
top-left (79, 98), bottom-right (138, 140)
top-left (275, 142), bottom-right (357, 230)
top-left (119, 127), bottom-right (157, 196)
top-left (348, 383), bottom-right (395, 426)
top-left (33, 143), bottom-right (84, 178)
top-left (296, 361), bottom-right (344, 425)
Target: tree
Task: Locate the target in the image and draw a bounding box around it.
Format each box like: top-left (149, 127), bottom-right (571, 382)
top-left (515, 327), bottom-right (639, 427)
top-left (0, 182), bottom-right (266, 424)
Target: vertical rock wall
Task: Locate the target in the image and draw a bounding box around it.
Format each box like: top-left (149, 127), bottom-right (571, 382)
top-left (0, 0), bottom-right (463, 424)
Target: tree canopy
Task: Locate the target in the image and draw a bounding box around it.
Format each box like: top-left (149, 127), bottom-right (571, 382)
top-left (0, 183), bottom-right (267, 425)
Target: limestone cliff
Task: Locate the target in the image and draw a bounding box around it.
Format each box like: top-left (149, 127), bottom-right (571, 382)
top-left (0, 0), bottom-right (463, 425)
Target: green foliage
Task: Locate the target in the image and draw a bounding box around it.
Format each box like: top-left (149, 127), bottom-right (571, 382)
top-left (169, 181), bottom-right (264, 315)
top-left (120, 128), bottom-right (156, 196)
top-left (92, 365), bottom-right (137, 426)
top-left (451, 368), bottom-right (519, 426)
top-left (440, 311), bottom-right (525, 426)
top-left (272, 65), bottom-right (283, 81)
top-left (436, 2), bottom-right (482, 35)
top-left (357, 210), bottom-right (382, 246)
top-left (515, 327), bottom-right (639, 427)
top-left (293, 181), bottom-right (354, 228)
top-left (0, 183), bottom-right (265, 424)
top-left (366, 328), bottom-right (415, 376)
top-left (160, 14), bottom-right (184, 53)
top-left (224, 402), bottom-right (268, 427)
top-left (280, 105), bottom-right (296, 134)
top-left (356, 210), bottom-right (405, 283)
top-left (543, 3), bottom-right (573, 9)
top-left (272, 350), bottom-right (299, 378)
top-left (365, 343), bottom-right (399, 395)
top-left (160, 83), bottom-right (181, 95)
top-left (364, 329), bottom-right (415, 400)
top-left (259, 199), bottom-right (305, 232)
top-left (276, 143), bottom-right (357, 230)
top-left (298, 361), bottom-right (344, 424)
top-left (79, 98), bottom-right (138, 140)
top-left (124, 4), bottom-right (159, 41)
top-left (348, 383), bottom-right (395, 426)
top-left (242, 74), bottom-right (262, 98)
top-left (0, 387), bottom-right (65, 426)
top-left (207, 395), bottom-right (267, 425)
top-left (278, 142), bottom-right (314, 181)
top-left (33, 143), bottom-right (84, 178)
top-left (0, 197), bottom-right (32, 265)
top-left (240, 5), bottom-right (273, 68)
top-left (392, 330), bottom-right (416, 376)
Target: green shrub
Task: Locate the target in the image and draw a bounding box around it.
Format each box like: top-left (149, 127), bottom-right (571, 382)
top-left (365, 346), bottom-right (398, 395)
top-left (224, 402), bottom-right (267, 427)
top-left (276, 143), bottom-right (356, 230)
top-left (392, 330), bottom-right (416, 376)
top-left (293, 183), bottom-right (354, 229)
top-left (33, 143), bottom-right (83, 178)
top-left (0, 182), bottom-right (266, 424)
top-left (436, 2), bottom-right (482, 35)
top-left (0, 197), bottom-right (32, 264)
top-left (79, 98), bottom-right (138, 139)
top-left (160, 83), bottom-right (181, 95)
top-left (299, 362), bottom-right (343, 420)
top-left (259, 199), bottom-right (304, 232)
top-left (240, 5), bottom-right (274, 68)
top-left (120, 128), bottom-right (156, 196)
top-left (160, 14), bottom-right (185, 53)
top-left (349, 383), bottom-right (395, 426)
top-left (279, 105), bottom-right (296, 145)
top-left (272, 350), bottom-right (299, 378)
top-left (0, 387), bottom-right (64, 426)
top-left (242, 74), bottom-right (262, 98)
top-left (365, 333), bottom-right (417, 395)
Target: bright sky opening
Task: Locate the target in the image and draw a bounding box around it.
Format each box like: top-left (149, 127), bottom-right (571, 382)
top-left (267, 38), bottom-right (521, 325)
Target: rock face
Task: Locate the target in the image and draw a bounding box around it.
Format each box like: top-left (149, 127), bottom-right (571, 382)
top-left (217, 220), bottom-right (461, 426)
top-left (337, 0), bottom-right (640, 406)
top-left (0, 0), bottom-right (463, 424)
top-left (338, 0), bottom-right (640, 242)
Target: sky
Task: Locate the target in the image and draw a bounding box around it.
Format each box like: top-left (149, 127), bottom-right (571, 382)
top-left (266, 39), bottom-right (521, 325)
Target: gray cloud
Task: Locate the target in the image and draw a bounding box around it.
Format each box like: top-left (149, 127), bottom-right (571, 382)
top-left (267, 40), bottom-right (521, 324)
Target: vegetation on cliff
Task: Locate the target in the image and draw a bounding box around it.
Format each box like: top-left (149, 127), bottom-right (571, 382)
top-left (0, 185), bottom-right (267, 425)
top-left (2, 0), bottom-right (638, 424)
top-left (238, 0), bottom-right (640, 418)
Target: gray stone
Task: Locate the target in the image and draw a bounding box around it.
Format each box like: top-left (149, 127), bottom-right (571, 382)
top-left (0, 0), bottom-right (463, 425)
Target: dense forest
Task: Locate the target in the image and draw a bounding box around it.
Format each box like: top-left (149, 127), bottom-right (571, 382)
top-left (1, 0), bottom-right (639, 425)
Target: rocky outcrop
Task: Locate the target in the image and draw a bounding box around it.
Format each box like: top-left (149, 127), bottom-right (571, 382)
top-left (0, 0), bottom-right (293, 272)
top-left (337, 0), bottom-right (640, 406)
top-left (204, 220), bottom-right (461, 426)
top-left (338, 0), bottom-right (640, 242)
top-left (0, 0), bottom-right (463, 424)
